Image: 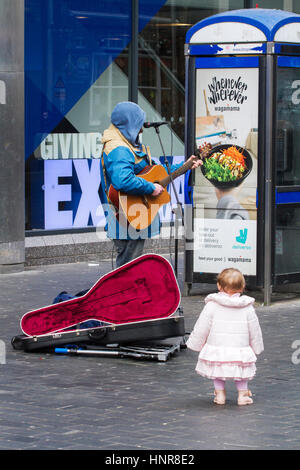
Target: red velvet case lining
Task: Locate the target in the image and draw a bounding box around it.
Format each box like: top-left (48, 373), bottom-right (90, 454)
top-left (20, 254), bottom-right (181, 337)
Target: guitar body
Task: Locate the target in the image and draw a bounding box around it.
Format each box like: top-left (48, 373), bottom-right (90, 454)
top-left (108, 165), bottom-right (171, 231)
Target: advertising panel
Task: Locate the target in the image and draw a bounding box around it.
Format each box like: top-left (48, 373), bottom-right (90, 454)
top-left (193, 62), bottom-right (258, 276)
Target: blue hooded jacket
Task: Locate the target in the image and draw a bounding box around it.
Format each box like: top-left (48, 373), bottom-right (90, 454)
top-left (100, 101), bottom-right (183, 239)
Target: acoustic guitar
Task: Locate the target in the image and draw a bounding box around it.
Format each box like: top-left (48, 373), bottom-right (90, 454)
top-left (107, 143), bottom-right (212, 231)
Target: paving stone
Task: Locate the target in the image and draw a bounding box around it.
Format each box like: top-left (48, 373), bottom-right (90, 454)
top-left (0, 256), bottom-right (299, 450)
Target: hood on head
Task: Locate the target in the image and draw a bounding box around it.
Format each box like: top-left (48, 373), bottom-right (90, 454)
top-left (205, 292), bottom-right (255, 308)
top-left (111, 101), bottom-right (146, 147)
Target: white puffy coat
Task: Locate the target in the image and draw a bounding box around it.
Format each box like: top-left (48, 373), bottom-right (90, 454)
top-left (187, 292), bottom-right (264, 381)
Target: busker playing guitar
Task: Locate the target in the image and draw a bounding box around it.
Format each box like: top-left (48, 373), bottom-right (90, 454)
top-left (100, 101), bottom-right (202, 268)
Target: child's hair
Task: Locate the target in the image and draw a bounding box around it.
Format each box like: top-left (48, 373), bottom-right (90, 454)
top-left (217, 268), bottom-right (245, 293)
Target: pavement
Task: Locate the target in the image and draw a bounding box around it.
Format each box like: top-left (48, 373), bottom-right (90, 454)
top-left (0, 255), bottom-right (299, 451)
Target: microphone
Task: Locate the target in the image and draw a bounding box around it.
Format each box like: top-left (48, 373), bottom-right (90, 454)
top-left (143, 121), bottom-right (169, 129)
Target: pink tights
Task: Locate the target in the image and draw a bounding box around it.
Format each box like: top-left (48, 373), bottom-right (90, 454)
top-left (214, 378), bottom-right (248, 391)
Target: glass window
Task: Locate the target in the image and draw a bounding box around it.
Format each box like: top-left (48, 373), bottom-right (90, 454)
top-left (138, 0), bottom-right (245, 157)
top-left (293, 0), bottom-right (300, 14)
top-left (26, 0), bottom-right (300, 233)
top-left (25, 0), bottom-right (131, 230)
top-left (246, 0), bottom-right (283, 8)
top-left (276, 66), bottom-right (300, 186)
top-left (275, 205), bottom-right (300, 274)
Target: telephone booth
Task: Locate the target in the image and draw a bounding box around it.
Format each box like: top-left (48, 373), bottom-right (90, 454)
top-left (184, 9), bottom-right (300, 304)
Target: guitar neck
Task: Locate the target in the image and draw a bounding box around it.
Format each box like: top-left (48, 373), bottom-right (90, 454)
top-left (159, 159), bottom-right (194, 188)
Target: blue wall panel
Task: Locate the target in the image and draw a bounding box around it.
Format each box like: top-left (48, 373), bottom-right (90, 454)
top-left (25, 0), bottom-right (167, 159)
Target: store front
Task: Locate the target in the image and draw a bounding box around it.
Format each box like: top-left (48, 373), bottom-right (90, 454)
top-left (25, 0), bottom-right (261, 233)
top-left (2, 0), bottom-right (300, 272)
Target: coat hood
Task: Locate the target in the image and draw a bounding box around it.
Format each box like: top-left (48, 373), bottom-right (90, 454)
top-left (110, 101), bottom-right (146, 147)
top-left (101, 124), bottom-right (124, 147)
top-left (205, 292), bottom-right (255, 308)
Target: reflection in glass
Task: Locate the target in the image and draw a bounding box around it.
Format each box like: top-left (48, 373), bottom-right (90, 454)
top-left (276, 67), bottom-right (300, 186)
top-left (25, 0), bottom-right (131, 230)
top-left (275, 205), bottom-right (300, 274)
top-left (138, 0), bottom-right (244, 146)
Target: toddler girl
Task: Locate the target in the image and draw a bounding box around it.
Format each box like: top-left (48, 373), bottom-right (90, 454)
top-left (187, 268), bottom-right (264, 406)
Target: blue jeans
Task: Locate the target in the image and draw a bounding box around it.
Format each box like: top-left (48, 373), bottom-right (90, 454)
top-left (113, 239), bottom-right (145, 268)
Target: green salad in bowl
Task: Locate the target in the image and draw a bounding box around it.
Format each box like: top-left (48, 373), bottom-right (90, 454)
top-left (200, 144), bottom-right (253, 189)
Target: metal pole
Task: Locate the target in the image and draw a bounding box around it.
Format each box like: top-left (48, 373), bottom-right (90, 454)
top-left (173, 206), bottom-right (181, 278)
top-left (154, 126), bottom-right (183, 279)
top-left (183, 54), bottom-right (195, 295)
top-left (129, 0), bottom-right (138, 103)
top-left (264, 46), bottom-right (274, 305)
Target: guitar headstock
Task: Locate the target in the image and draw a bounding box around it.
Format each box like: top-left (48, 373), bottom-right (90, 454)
top-left (194, 142), bottom-right (213, 160)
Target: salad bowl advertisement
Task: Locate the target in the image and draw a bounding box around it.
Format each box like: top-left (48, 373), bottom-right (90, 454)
top-left (193, 66), bottom-right (259, 276)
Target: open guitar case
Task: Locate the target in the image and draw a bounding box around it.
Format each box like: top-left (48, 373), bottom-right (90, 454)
top-left (11, 254), bottom-right (186, 361)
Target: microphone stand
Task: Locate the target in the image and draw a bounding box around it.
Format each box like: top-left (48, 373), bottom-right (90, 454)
top-left (153, 125), bottom-right (184, 278)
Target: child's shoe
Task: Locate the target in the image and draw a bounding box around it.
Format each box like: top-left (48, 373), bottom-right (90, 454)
top-left (213, 389), bottom-right (226, 405)
top-left (237, 390), bottom-right (253, 406)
